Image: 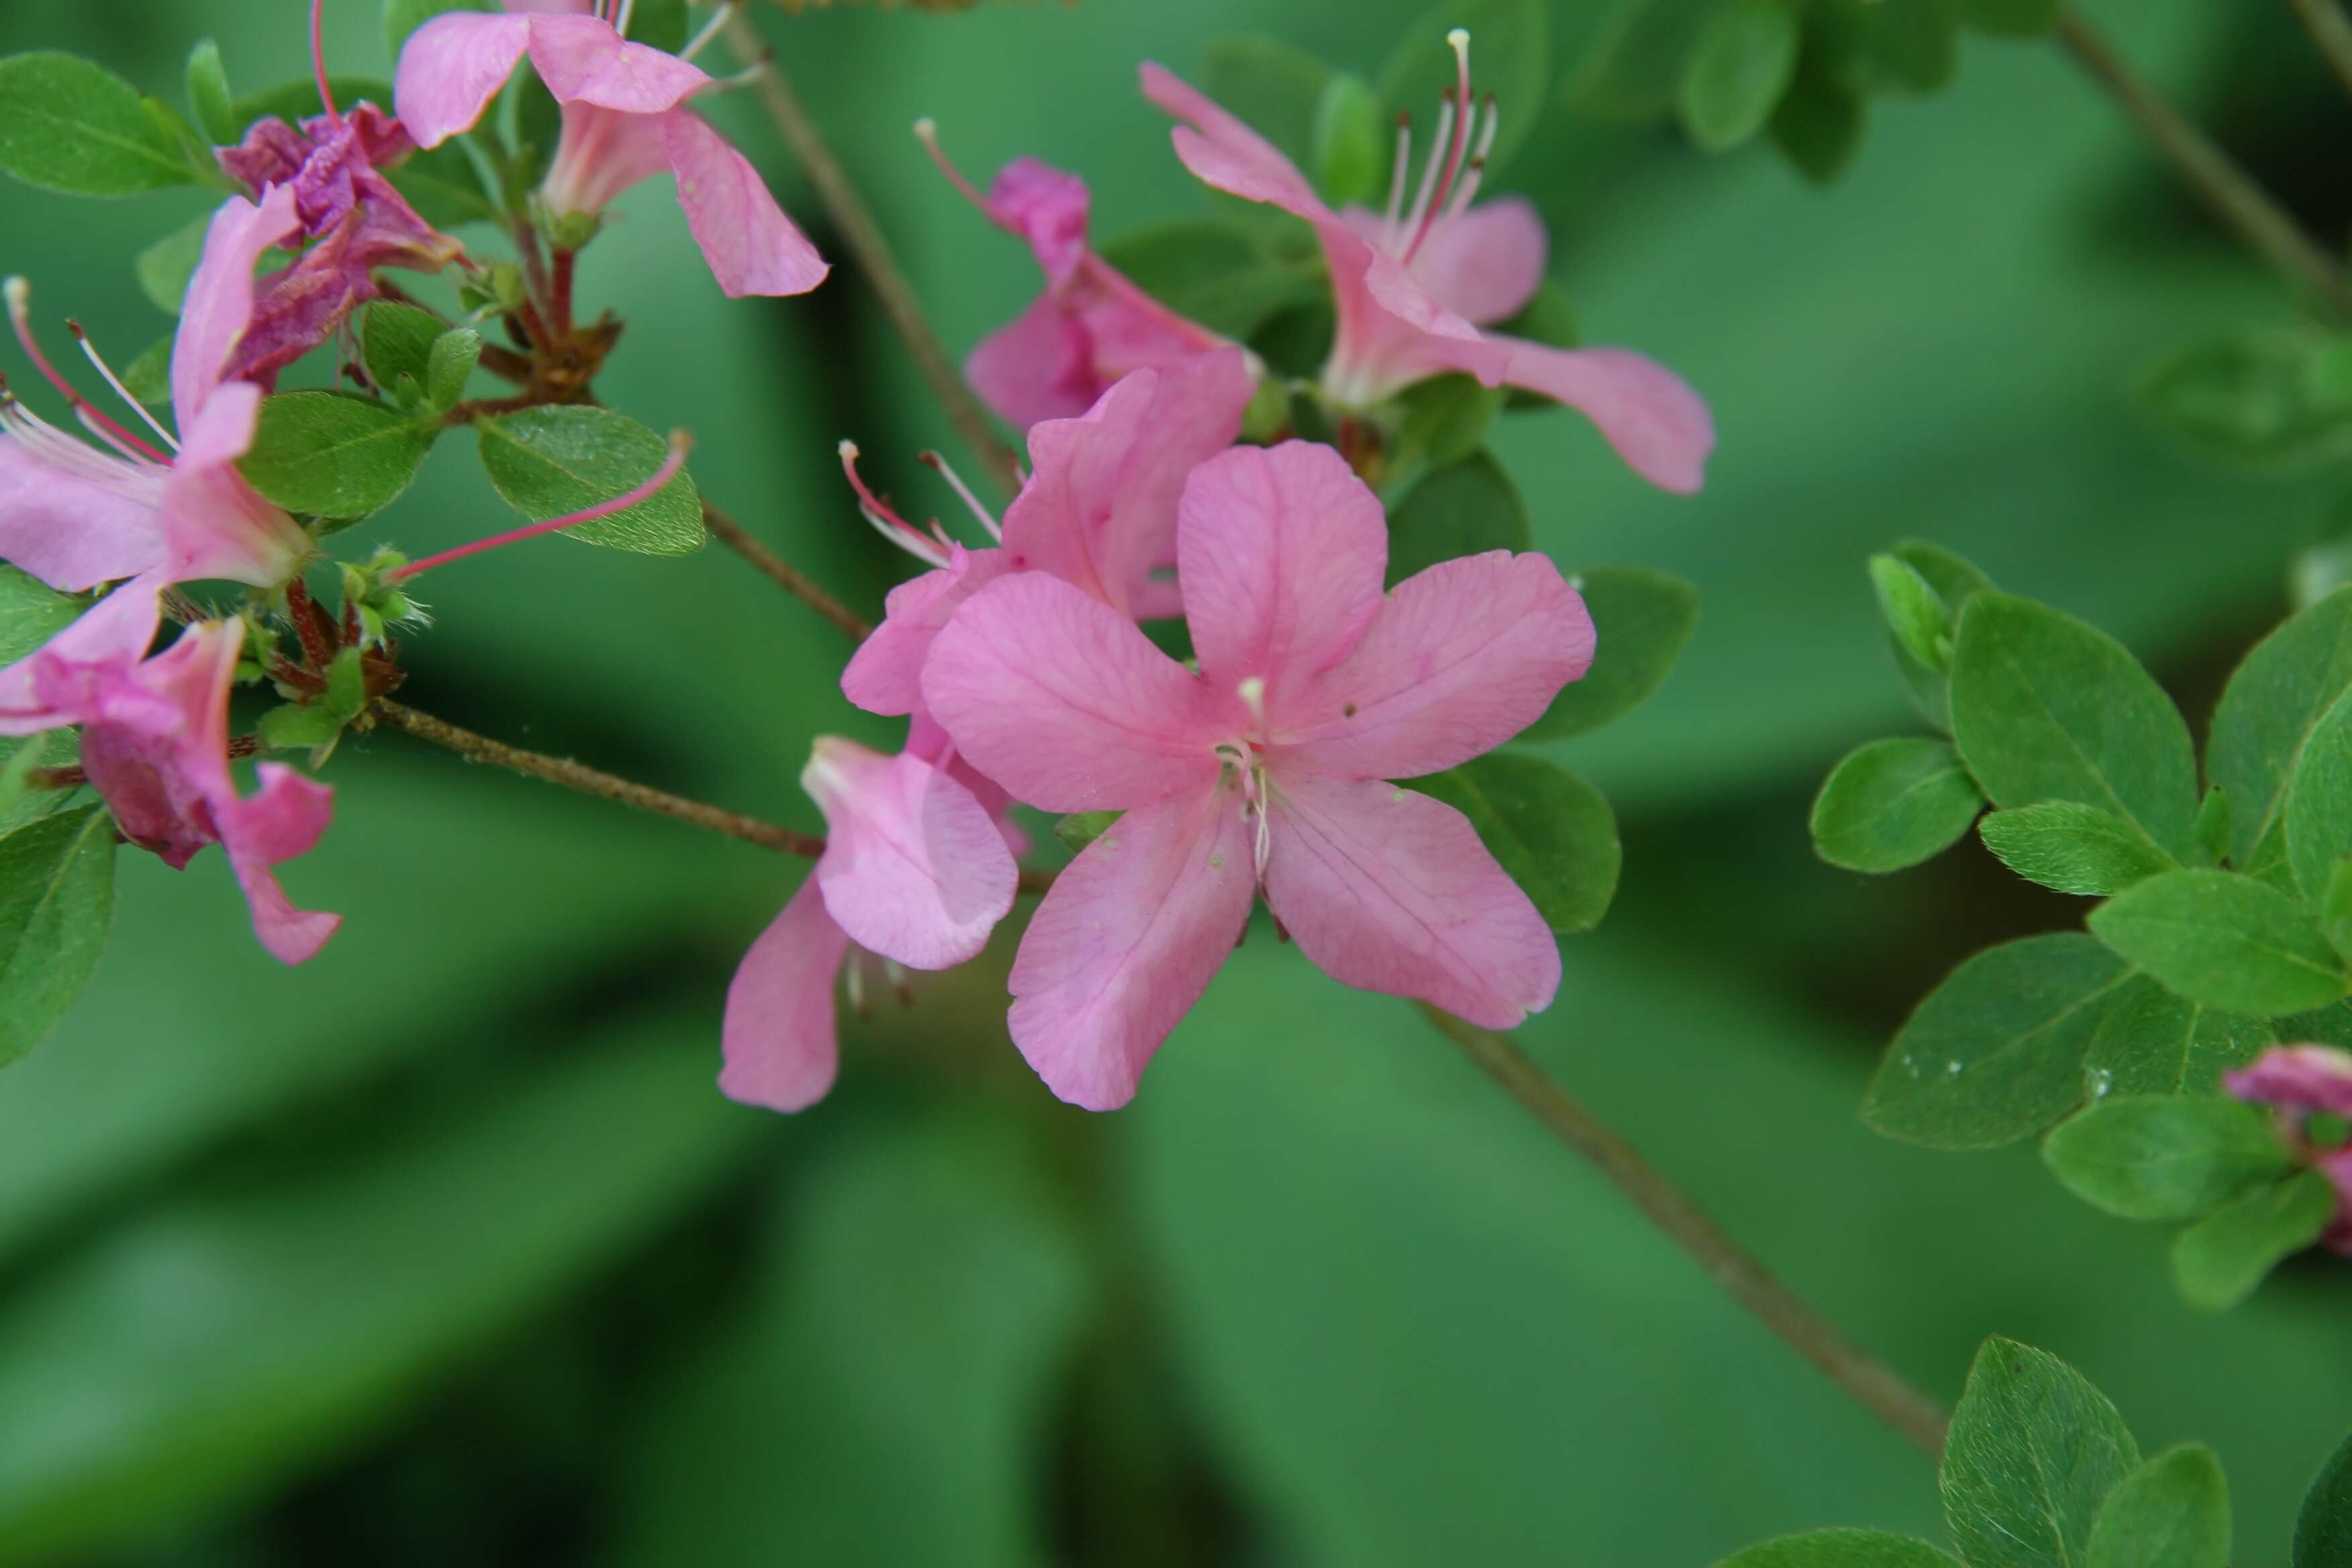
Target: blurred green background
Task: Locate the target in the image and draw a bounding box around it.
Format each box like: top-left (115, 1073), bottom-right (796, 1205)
top-left (3, 0), bottom-right (2349, 1562)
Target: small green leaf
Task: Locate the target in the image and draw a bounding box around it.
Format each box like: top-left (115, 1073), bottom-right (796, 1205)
top-left (385, 140), bottom-right (497, 229)
top-left (1390, 376), bottom-right (1507, 476)
top-left (0, 53), bottom-right (191, 196)
top-left (238, 391), bottom-right (435, 520)
top-left (1383, 450), bottom-right (1530, 585)
top-left (1522, 565), bottom-right (1700, 740)
top-left (2191, 786), bottom-right (2231, 867)
top-left (426, 328), bottom-right (483, 411)
top-left (1868, 552), bottom-right (1949, 673)
top-left (620, 0), bottom-right (688, 52)
top-left (1864, 933), bottom-right (2134, 1149)
top-left (1941, 1337), bottom-right (2140, 1568)
top-left (2139, 330), bottom-right (2352, 471)
top-left (1977, 801), bottom-right (2176, 896)
top-left (1054, 811), bottom-right (1120, 855)
top-left (476, 405), bottom-right (703, 556)
top-left (2090, 869), bottom-right (2348, 1018)
top-left (1098, 219), bottom-right (1323, 342)
top-left (2081, 978), bottom-right (2270, 1098)
top-left (1408, 754), bottom-right (1619, 934)
top-left (2284, 685), bottom-right (2352, 901)
top-left (324, 648), bottom-right (366, 723)
top-left (1679, 0), bottom-right (1801, 152)
top-left (0, 805), bottom-right (115, 1071)
top-left (133, 215), bottom-right (207, 317)
top-left (1312, 72), bottom-right (1384, 205)
top-left (1809, 736), bottom-right (1983, 873)
top-left (1959, 0), bottom-right (2059, 35)
top-left (0, 568), bottom-right (86, 669)
top-left (1378, 0), bottom-right (1549, 175)
top-left (2085, 1444), bottom-right (2230, 1568)
top-left (1843, 0), bottom-right (1960, 96)
top-left (2171, 1169), bottom-right (2334, 1312)
top-left (358, 301), bottom-right (444, 395)
top-left (117, 338), bottom-right (171, 405)
top-left (184, 39), bottom-right (237, 146)
top-left (2296, 1426), bottom-right (2352, 1568)
top-left (2323, 861), bottom-right (2352, 964)
top-left (2210, 589), bottom-right (2352, 866)
top-left (1768, 40), bottom-right (1865, 183)
top-left (1949, 593), bottom-right (2200, 857)
top-left (2043, 1095), bottom-right (2292, 1221)
top-left (384, 0), bottom-right (492, 61)
top-left (255, 703), bottom-right (344, 752)
top-left (1713, 1530), bottom-right (1961, 1567)
top-left (1885, 538), bottom-right (1994, 727)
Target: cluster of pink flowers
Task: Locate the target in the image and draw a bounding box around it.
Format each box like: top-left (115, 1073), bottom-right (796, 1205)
top-left (2228, 1045), bottom-right (2352, 1253)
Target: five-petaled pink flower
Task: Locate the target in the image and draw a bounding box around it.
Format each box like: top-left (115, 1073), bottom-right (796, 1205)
top-left (924, 439), bottom-right (1592, 1110)
top-left (395, 0), bottom-right (828, 298)
top-left (1142, 40), bottom-right (1714, 493)
top-left (2227, 1044), bottom-right (2352, 1255)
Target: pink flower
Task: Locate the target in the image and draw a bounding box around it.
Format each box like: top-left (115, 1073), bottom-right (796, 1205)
top-left (2227, 1044), bottom-right (2352, 1254)
top-left (918, 129), bottom-right (1236, 432)
top-left (1140, 44), bottom-right (1714, 493)
top-left (393, 0), bottom-right (827, 298)
top-left (721, 726), bottom-right (1019, 1112)
top-left (924, 440), bottom-right (1594, 1109)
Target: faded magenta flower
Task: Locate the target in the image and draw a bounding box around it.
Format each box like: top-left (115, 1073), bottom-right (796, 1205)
top-left (2227, 1044), bottom-right (2352, 1254)
top-left (722, 724), bottom-right (1020, 1112)
top-left (918, 129), bottom-right (1235, 432)
top-left (1141, 40), bottom-right (1715, 493)
top-left (393, 0), bottom-right (827, 298)
top-left (924, 440), bottom-right (1594, 1110)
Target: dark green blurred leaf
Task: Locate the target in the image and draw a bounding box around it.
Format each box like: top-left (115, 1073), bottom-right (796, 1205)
top-left (1715, 1532), bottom-right (1960, 1567)
top-left (118, 337), bottom-right (170, 404)
top-left (1839, 0), bottom-right (1959, 96)
top-left (1099, 219), bottom-right (1323, 342)
top-left (2081, 978), bottom-right (2270, 1099)
top-left (231, 77), bottom-right (394, 133)
top-left (476, 405), bottom-right (704, 556)
top-left (359, 301), bottom-right (444, 395)
top-left (0, 805), bottom-right (114, 1072)
top-left (2090, 869), bottom-right (2347, 1018)
top-left (1768, 35), bottom-right (1865, 182)
top-left (1313, 72), bottom-right (1385, 205)
top-left (133, 215), bottom-right (205, 317)
top-left (2171, 1170), bottom-right (2333, 1313)
top-left (1949, 593), bottom-right (2199, 858)
top-left (1810, 736), bottom-right (1981, 873)
top-left (2210, 589), bottom-right (2352, 868)
top-left (183, 39), bottom-right (236, 147)
top-left (1384, 448), bottom-right (1528, 583)
top-left (2042, 1095), bottom-right (2290, 1221)
top-left (2139, 330), bottom-right (2352, 471)
top-left (1563, 0), bottom-right (1715, 122)
top-left (1940, 1337), bottom-right (2139, 1568)
top-left (1958, 0), bottom-right (2059, 36)
top-left (1391, 375), bottom-right (1506, 476)
top-left (1378, 0), bottom-right (1548, 174)
top-left (2298, 1428), bottom-right (2352, 1568)
top-left (2084, 1444), bottom-right (2229, 1568)
top-left (1204, 34), bottom-right (1332, 170)
top-left (1978, 802), bottom-right (2175, 896)
top-left (240, 390), bottom-right (436, 520)
top-left (385, 139), bottom-right (498, 230)
top-left (1410, 752), bottom-right (1620, 933)
top-left (1679, 0), bottom-right (1800, 152)
top-left (1864, 933), bottom-right (2133, 1148)
top-left (0, 53), bottom-right (191, 196)
top-left (384, 0), bottom-right (491, 64)
top-left (624, 0), bottom-right (689, 53)
top-left (0, 567), bottom-right (85, 668)
top-left (1522, 565), bottom-right (1698, 740)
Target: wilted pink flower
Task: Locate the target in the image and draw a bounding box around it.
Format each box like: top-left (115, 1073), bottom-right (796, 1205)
top-left (1141, 39), bottom-right (1714, 493)
top-left (924, 440), bottom-right (1592, 1110)
top-left (394, 0), bottom-right (827, 298)
top-left (2227, 1044), bottom-right (2352, 1254)
top-left (722, 725), bottom-right (1019, 1112)
top-left (918, 128), bottom-right (1236, 433)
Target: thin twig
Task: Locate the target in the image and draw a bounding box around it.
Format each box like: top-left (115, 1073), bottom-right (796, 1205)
top-left (1416, 1003), bottom-right (1950, 1459)
top-left (703, 498), bottom-right (873, 640)
top-left (2057, 9), bottom-right (2352, 320)
top-left (719, 8), bottom-right (1023, 495)
top-left (2291, 0), bottom-right (2352, 103)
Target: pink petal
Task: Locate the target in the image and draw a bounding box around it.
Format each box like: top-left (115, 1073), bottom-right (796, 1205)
top-left (393, 12), bottom-right (534, 149)
top-left (803, 736), bottom-right (1016, 971)
top-left (1278, 552), bottom-right (1594, 779)
top-left (721, 875), bottom-right (851, 1113)
top-left (0, 439), bottom-right (165, 592)
top-left (987, 157), bottom-right (1091, 287)
top-left (1493, 339), bottom-right (1716, 495)
top-left (1000, 350), bottom-right (1254, 616)
top-left (1175, 441), bottom-right (1385, 705)
top-left (658, 109), bottom-right (828, 297)
top-left (922, 570), bottom-right (1230, 814)
top-left (220, 762), bottom-right (340, 965)
top-left (158, 382), bottom-right (311, 587)
top-left (966, 291), bottom-right (1101, 434)
top-left (2227, 1044), bottom-right (2352, 1122)
top-left (1068, 259), bottom-right (1236, 390)
top-left (840, 545), bottom-right (1015, 718)
top-left (1139, 62), bottom-right (1330, 224)
top-left (540, 100), bottom-right (671, 217)
top-left (172, 185), bottom-right (303, 424)
top-left (1008, 779), bottom-right (1256, 1110)
top-left (528, 15), bottom-right (707, 112)
top-left (0, 575), bottom-right (162, 736)
top-left (1263, 771), bottom-right (1560, 1029)
top-left (1388, 196), bottom-right (1549, 326)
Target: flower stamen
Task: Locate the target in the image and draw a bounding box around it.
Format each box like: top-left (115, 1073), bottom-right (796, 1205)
top-left (389, 431), bottom-right (693, 581)
top-left (680, 2), bottom-right (737, 62)
top-left (917, 450), bottom-right (1001, 542)
top-left (69, 322), bottom-right (178, 454)
top-left (840, 440), bottom-right (952, 569)
top-left (1402, 30), bottom-right (1476, 265)
top-left (913, 119), bottom-right (1016, 238)
top-left (5, 279), bottom-right (170, 464)
top-left (310, 0), bottom-right (341, 127)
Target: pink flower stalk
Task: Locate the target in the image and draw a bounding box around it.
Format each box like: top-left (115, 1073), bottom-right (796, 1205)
top-left (918, 124), bottom-right (1236, 433)
top-left (721, 725), bottom-right (1020, 1112)
top-left (393, 0), bottom-right (827, 298)
top-left (924, 440), bottom-right (1594, 1110)
top-left (2227, 1044), bottom-right (2352, 1254)
top-left (1140, 39), bottom-right (1714, 493)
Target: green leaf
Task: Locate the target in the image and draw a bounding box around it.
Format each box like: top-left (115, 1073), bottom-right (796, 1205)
top-left (383, 0), bottom-right (492, 61)
top-left (1949, 593), bottom-right (2199, 857)
top-left (230, 75), bottom-right (393, 132)
top-left (0, 733), bottom-right (75, 834)
top-left (1097, 219), bottom-right (1322, 342)
top-left (1808, 736), bottom-right (1983, 873)
top-left (2296, 1426), bottom-right (2352, 1568)
top-left (1885, 539), bottom-right (1996, 727)
top-left (2285, 685), bottom-right (2352, 902)
top-left (1391, 376), bottom-right (1507, 476)
top-left (2084, 1444), bottom-right (2230, 1568)
top-left (0, 806), bottom-right (115, 1072)
top-left (1714, 1532), bottom-right (1961, 1568)
top-left (1679, 0), bottom-right (1801, 152)
top-left (2041, 1095), bottom-right (2292, 1220)
top-left (1841, 0), bottom-right (1960, 96)
top-left (620, 0), bottom-right (688, 53)
top-left (1863, 933), bottom-right (2133, 1148)
top-left (1977, 802), bottom-right (2176, 895)
top-left (2208, 589), bottom-right (2352, 867)
top-left (1383, 450), bottom-right (1530, 585)
top-left (1565, 0), bottom-right (1720, 123)
top-left (324, 648), bottom-right (367, 723)
top-left (183, 39), bottom-right (236, 146)
top-left (0, 53), bottom-right (191, 196)
top-left (1408, 754), bottom-right (1620, 934)
top-left (2191, 785), bottom-right (2231, 867)
top-left (1054, 810), bottom-right (1120, 855)
top-left (475, 405), bottom-right (704, 556)
top-left (132, 215), bottom-right (207, 317)
top-left (2081, 978), bottom-right (2271, 1098)
top-left (1868, 552), bottom-right (1949, 674)
top-left (1959, 0), bottom-right (2059, 36)
top-left (358, 301), bottom-right (444, 395)
top-left (1378, 0), bottom-right (1549, 175)
top-left (116, 338), bottom-right (170, 406)
top-left (1522, 565), bottom-right (1700, 740)
top-left (426, 327), bottom-right (483, 411)
top-left (2171, 1169), bottom-right (2334, 1312)
top-left (1767, 42), bottom-right (1865, 183)
top-left (1941, 1336), bottom-right (2140, 1568)
top-left (238, 391), bottom-right (435, 520)
top-left (1203, 34), bottom-right (1333, 170)
top-left (384, 140), bottom-right (497, 230)
top-left (1312, 72), bottom-right (1385, 205)
top-left (2139, 330), bottom-right (2352, 471)
top-left (2089, 869), bottom-right (2348, 1017)
top-left (255, 703), bottom-right (344, 752)
top-left (0, 567), bottom-right (85, 669)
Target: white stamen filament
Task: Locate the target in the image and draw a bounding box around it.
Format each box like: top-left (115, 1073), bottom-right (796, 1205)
top-left (1381, 116), bottom-right (1412, 235)
top-left (73, 326), bottom-right (177, 452)
top-left (1237, 675), bottom-right (1267, 726)
top-left (918, 450), bottom-right (1001, 542)
top-left (73, 405), bottom-right (159, 464)
top-left (1391, 97), bottom-right (1453, 254)
top-left (1402, 30), bottom-right (1477, 265)
top-left (1439, 102), bottom-right (1500, 226)
top-left (0, 390), bottom-right (168, 502)
top-left (859, 502), bottom-right (950, 569)
top-left (680, 2), bottom-right (736, 62)
top-left (613, 0), bottom-right (636, 40)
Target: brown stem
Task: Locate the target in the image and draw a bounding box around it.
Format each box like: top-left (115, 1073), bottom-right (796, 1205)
top-left (550, 248), bottom-right (577, 340)
top-left (2291, 0), bottom-right (2352, 102)
top-left (1417, 1003), bottom-right (1949, 1459)
top-left (718, 9), bottom-right (1023, 495)
top-left (2057, 9), bottom-right (2352, 320)
top-left (703, 499), bottom-right (873, 640)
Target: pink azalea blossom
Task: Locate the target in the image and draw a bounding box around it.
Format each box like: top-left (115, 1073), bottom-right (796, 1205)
top-left (1139, 43), bottom-right (1714, 493)
top-left (393, 0), bottom-right (826, 298)
top-left (918, 128), bottom-right (1236, 432)
top-left (923, 439), bottom-right (1593, 1110)
top-left (2227, 1044), bottom-right (2352, 1254)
